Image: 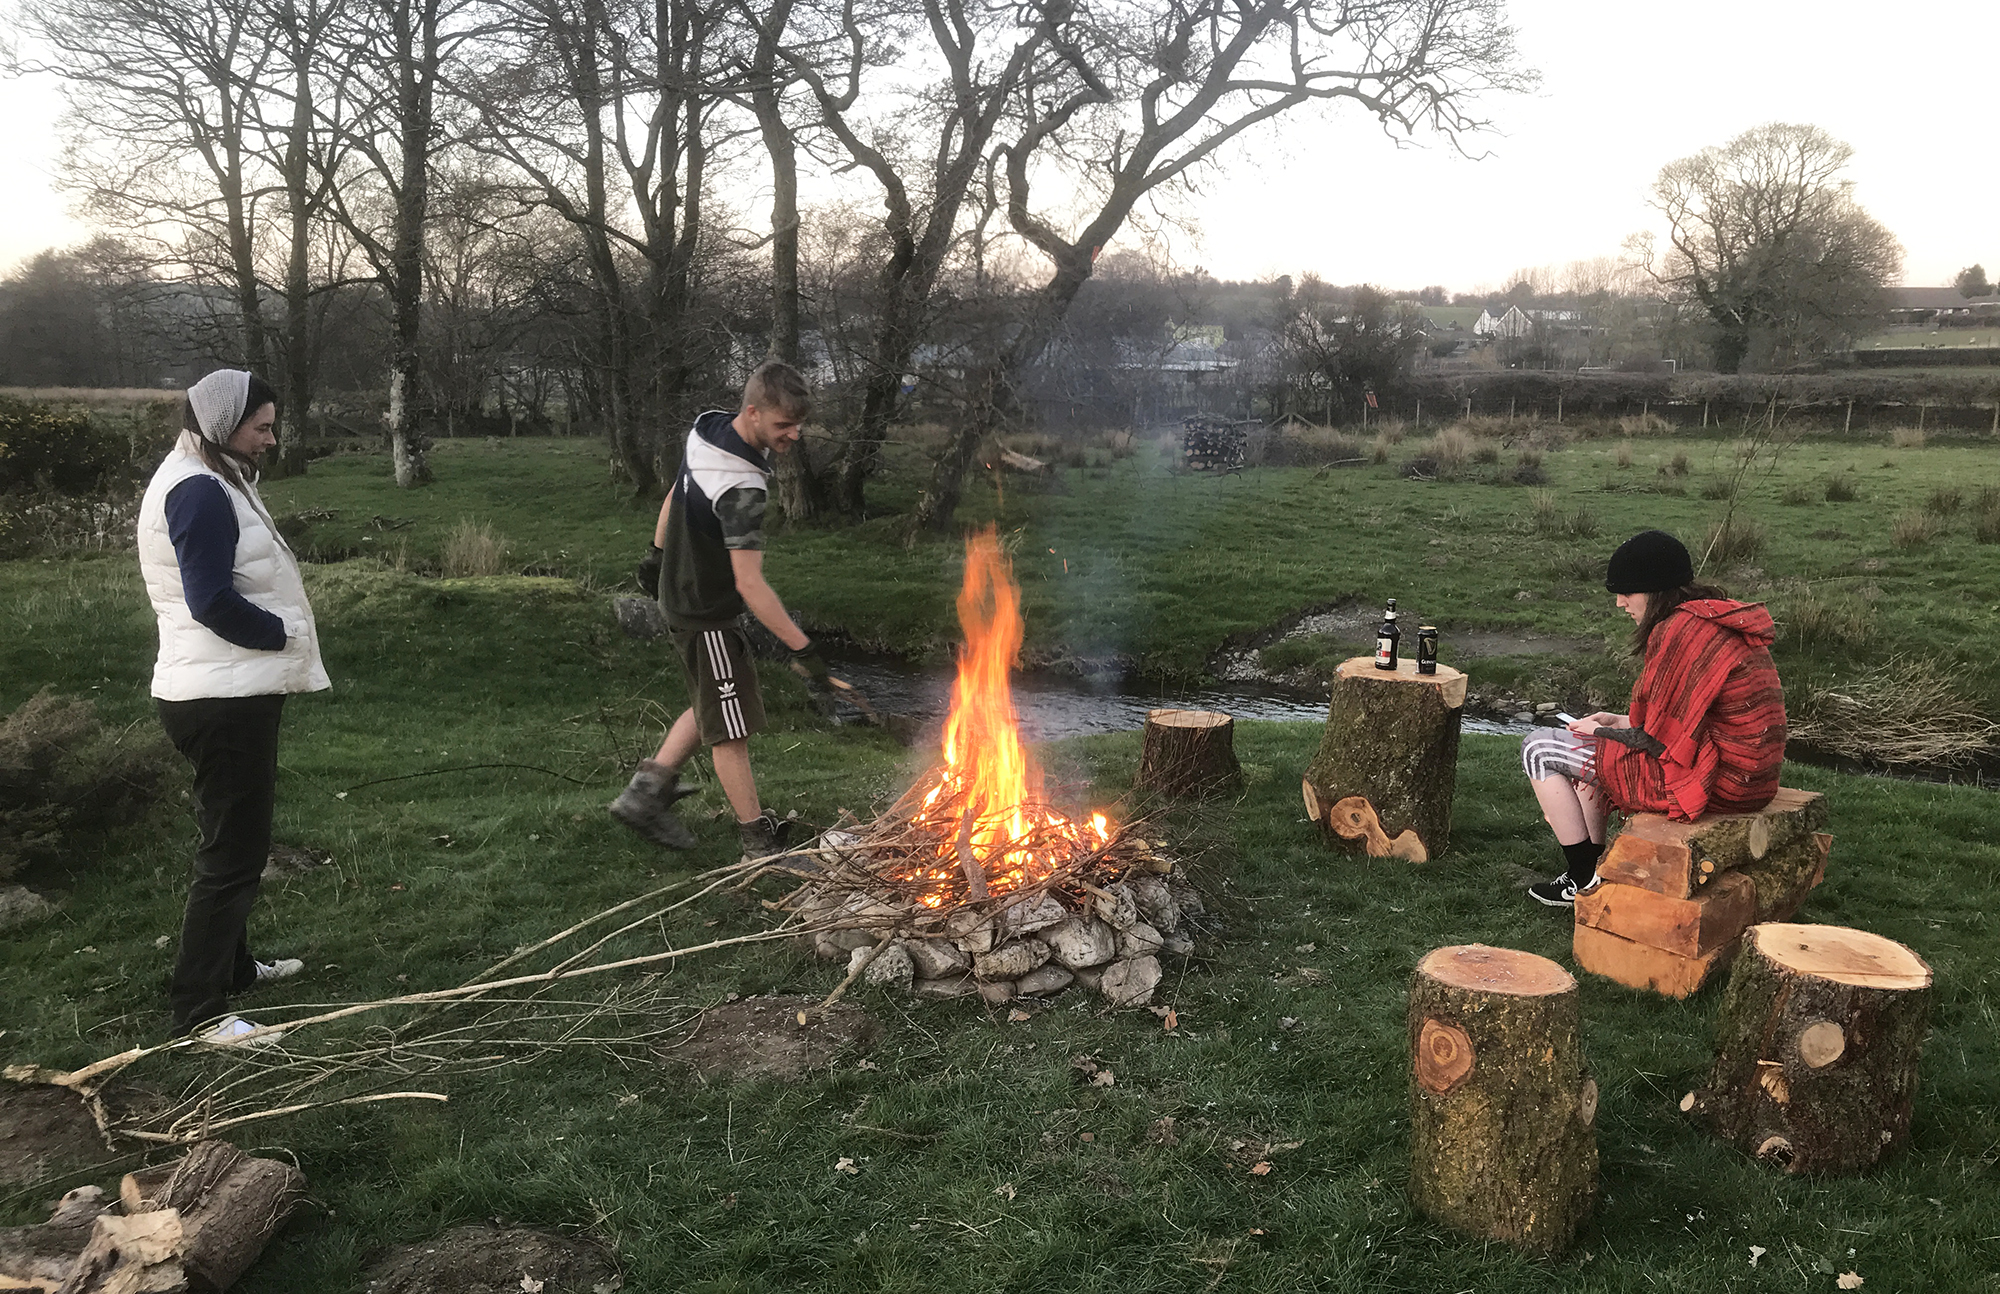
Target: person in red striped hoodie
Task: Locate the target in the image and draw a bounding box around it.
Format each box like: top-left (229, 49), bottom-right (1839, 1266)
top-left (1521, 530), bottom-right (1787, 907)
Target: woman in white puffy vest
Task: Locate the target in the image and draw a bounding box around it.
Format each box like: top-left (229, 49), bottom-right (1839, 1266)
top-left (137, 370), bottom-right (329, 1042)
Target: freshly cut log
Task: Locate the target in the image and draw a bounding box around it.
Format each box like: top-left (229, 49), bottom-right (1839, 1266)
top-left (1136, 709), bottom-right (1242, 799)
top-left (1305, 657), bottom-right (1466, 861)
top-left (122, 1140), bottom-right (305, 1290)
top-left (0, 1187), bottom-right (121, 1292)
top-left (1575, 872), bottom-right (1757, 958)
top-left (1573, 922), bottom-right (1734, 998)
top-left (1684, 923), bottom-right (1933, 1174)
top-left (1408, 945), bottom-right (1596, 1256)
top-left (1597, 788), bottom-right (1828, 900)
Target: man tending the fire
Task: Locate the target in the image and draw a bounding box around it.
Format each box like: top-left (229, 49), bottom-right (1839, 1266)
top-left (610, 360), bottom-right (833, 859)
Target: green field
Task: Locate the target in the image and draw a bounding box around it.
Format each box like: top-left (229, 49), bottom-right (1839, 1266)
top-left (3, 428), bottom-right (1998, 1291)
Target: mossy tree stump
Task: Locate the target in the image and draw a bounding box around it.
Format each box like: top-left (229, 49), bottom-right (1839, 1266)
top-left (1683, 923), bottom-right (1933, 1174)
top-left (1136, 709), bottom-right (1241, 798)
top-left (1409, 945), bottom-right (1597, 1256)
top-left (1303, 657), bottom-right (1465, 861)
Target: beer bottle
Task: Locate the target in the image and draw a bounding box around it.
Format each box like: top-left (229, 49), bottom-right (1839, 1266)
top-left (1374, 598), bottom-right (1401, 670)
top-left (1416, 625), bottom-right (1439, 675)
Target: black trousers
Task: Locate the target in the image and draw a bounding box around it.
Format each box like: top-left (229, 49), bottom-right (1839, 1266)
top-left (156, 693), bottom-right (286, 1034)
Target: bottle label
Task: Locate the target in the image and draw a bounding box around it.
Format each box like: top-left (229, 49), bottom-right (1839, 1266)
top-left (1376, 636), bottom-right (1396, 667)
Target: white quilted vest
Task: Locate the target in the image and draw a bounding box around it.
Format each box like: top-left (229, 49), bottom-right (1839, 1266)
top-left (137, 436), bottom-right (331, 701)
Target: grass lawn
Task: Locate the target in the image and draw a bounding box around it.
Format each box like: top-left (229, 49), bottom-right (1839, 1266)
top-left (4, 428), bottom-right (1999, 1290)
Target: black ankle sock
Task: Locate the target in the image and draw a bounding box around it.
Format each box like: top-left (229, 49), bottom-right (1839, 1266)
top-left (1561, 839), bottom-right (1602, 885)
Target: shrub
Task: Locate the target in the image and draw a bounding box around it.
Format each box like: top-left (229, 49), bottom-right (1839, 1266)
top-left (1265, 426), bottom-right (1363, 467)
top-left (1548, 547), bottom-right (1600, 582)
top-left (1701, 516), bottom-right (1765, 566)
top-left (1780, 482), bottom-right (1816, 506)
top-left (443, 519), bottom-right (511, 576)
top-left (1369, 433), bottom-right (1392, 464)
top-left (1823, 470), bottom-right (1859, 502)
top-left (1509, 462), bottom-right (1549, 486)
top-left (1977, 485), bottom-right (2000, 514)
top-left (1528, 491), bottom-right (1598, 538)
top-left (1699, 477), bottom-right (1734, 500)
top-left (1516, 447), bottom-right (1543, 468)
top-left (1665, 451), bottom-right (1690, 477)
top-left (1790, 658), bottom-right (1999, 767)
top-left (1429, 426), bottom-right (1475, 471)
top-left (1780, 588), bottom-right (1875, 650)
top-left (1890, 510), bottom-right (1942, 549)
top-left (1890, 427), bottom-right (1927, 449)
top-left (0, 398), bottom-right (131, 495)
top-left (1615, 412), bottom-right (1671, 437)
top-left (1976, 508), bottom-right (2000, 545)
top-left (1471, 444), bottom-right (1500, 465)
top-left (1924, 487), bottom-right (1963, 516)
top-left (1, 689), bottom-right (171, 880)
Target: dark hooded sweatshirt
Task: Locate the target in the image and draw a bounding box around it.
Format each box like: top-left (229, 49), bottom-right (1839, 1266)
top-left (1592, 599), bottom-right (1786, 822)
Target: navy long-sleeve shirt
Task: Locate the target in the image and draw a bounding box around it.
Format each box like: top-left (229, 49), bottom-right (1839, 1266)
top-left (163, 476), bottom-right (287, 651)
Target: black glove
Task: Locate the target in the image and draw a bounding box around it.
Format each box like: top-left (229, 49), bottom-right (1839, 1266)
top-left (788, 642), bottom-right (832, 692)
top-left (1595, 725), bottom-right (1666, 757)
top-left (636, 544), bottom-right (662, 597)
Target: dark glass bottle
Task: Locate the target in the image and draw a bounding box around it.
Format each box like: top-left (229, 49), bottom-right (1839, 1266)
top-left (1416, 625), bottom-right (1439, 675)
top-left (1374, 599), bottom-right (1401, 670)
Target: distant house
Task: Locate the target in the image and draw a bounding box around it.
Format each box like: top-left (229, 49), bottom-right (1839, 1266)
top-left (1888, 286), bottom-right (2000, 327)
top-left (1473, 305), bottom-right (1533, 339)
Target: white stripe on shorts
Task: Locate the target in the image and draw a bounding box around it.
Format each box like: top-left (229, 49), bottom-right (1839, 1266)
top-left (1522, 728), bottom-right (1596, 782)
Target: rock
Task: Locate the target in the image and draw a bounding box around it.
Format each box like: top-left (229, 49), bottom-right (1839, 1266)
top-left (0, 884), bottom-right (56, 931)
top-left (1016, 964), bottom-right (1075, 997)
top-left (1099, 955), bottom-right (1163, 1007)
top-left (1512, 712), bottom-right (1535, 724)
top-left (1168, 879), bottom-right (1205, 919)
top-left (911, 974), bottom-right (978, 999)
top-left (1535, 702), bottom-right (1559, 714)
top-left (1159, 931), bottom-right (1195, 957)
top-left (974, 938), bottom-right (1051, 982)
top-left (1128, 876), bottom-right (1179, 932)
top-left (1002, 893), bottom-right (1070, 937)
top-left (842, 892), bottom-right (904, 933)
top-left (814, 928), bottom-right (878, 959)
top-left (1118, 922), bottom-right (1164, 959)
top-left (1072, 966), bottom-right (1104, 992)
top-left (1092, 884), bottom-right (1139, 931)
top-left (948, 909), bottom-right (996, 955)
top-left (861, 942), bottom-right (914, 990)
top-left (1043, 917), bottom-right (1118, 970)
top-left (977, 980), bottom-right (1016, 1004)
top-left (903, 938), bottom-right (971, 979)
top-left (614, 595), bottom-right (667, 639)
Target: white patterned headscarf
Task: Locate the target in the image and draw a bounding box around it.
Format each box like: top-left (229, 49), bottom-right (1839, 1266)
top-left (187, 369), bottom-right (253, 444)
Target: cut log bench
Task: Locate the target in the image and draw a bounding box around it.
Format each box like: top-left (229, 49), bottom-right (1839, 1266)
top-left (1408, 945), bottom-right (1597, 1256)
top-left (1683, 923), bottom-right (1933, 1173)
top-left (1303, 657), bottom-right (1466, 862)
top-left (1136, 708), bottom-right (1242, 799)
top-left (1574, 787), bottom-right (1831, 998)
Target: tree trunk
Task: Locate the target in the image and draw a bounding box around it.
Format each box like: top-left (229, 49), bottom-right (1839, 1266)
top-left (1136, 709), bottom-right (1241, 799)
top-left (1683, 922), bottom-right (1933, 1174)
top-left (1302, 658), bottom-right (1466, 861)
top-left (122, 1140), bottom-right (306, 1289)
top-left (385, 0), bottom-right (435, 488)
top-left (1408, 944), bottom-right (1597, 1256)
top-left (276, 12), bottom-right (318, 474)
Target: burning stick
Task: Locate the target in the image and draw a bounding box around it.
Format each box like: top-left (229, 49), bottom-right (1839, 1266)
top-left (955, 797), bottom-right (990, 900)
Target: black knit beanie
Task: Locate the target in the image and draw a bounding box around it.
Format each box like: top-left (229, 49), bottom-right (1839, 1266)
top-left (1604, 530), bottom-right (1693, 594)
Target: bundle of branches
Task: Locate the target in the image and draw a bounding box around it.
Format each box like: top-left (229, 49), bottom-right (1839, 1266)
top-left (1790, 658), bottom-right (2000, 767)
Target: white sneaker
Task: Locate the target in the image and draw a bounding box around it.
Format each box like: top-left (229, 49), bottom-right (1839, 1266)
top-left (254, 957), bottom-right (305, 983)
top-left (195, 1015), bottom-right (286, 1048)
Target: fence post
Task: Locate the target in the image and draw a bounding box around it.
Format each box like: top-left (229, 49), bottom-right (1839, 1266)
top-left (1702, 401), bottom-right (1709, 429)
top-left (1845, 400), bottom-right (1853, 435)
top-left (1556, 393), bottom-right (1563, 423)
top-left (1415, 399), bottom-right (1421, 429)
top-left (1919, 402), bottom-right (1927, 433)
top-left (1509, 396), bottom-right (1516, 422)
top-left (1464, 397), bottom-right (1472, 420)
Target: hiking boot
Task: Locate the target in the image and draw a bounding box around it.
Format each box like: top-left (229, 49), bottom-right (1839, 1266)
top-left (253, 957), bottom-right (305, 984)
top-left (738, 809), bottom-right (796, 861)
top-left (609, 760), bottom-right (699, 849)
top-left (1528, 872), bottom-right (1602, 908)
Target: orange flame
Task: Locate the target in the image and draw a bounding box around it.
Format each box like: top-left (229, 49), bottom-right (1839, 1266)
top-left (900, 526), bottom-right (1114, 905)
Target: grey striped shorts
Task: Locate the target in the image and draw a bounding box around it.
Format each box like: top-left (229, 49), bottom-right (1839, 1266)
top-left (1522, 727), bottom-right (1597, 783)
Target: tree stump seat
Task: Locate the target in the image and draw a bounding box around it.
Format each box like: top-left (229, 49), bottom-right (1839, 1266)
top-left (1575, 788), bottom-right (1832, 998)
top-left (1136, 708), bottom-right (1241, 798)
top-left (1303, 656), bottom-right (1466, 862)
top-left (1683, 923), bottom-right (1933, 1173)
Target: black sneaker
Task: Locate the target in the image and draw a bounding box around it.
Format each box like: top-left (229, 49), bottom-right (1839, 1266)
top-left (1528, 872), bottom-right (1599, 908)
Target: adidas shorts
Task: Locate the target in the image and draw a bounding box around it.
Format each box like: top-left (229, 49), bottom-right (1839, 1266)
top-left (670, 626), bottom-right (766, 745)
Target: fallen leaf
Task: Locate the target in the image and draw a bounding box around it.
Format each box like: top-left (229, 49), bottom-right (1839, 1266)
top-left (1837, 1275), bottom-right (1863, 1290)
top-left (335, 791), bottom-right (349, 800)
top-left (153, 935), bottom-right (171, 949)
top-left (833, 1157), bottom-right (860, 1175)
top-left (704, 919), bottom-right (720, 928)
top-left (390, 884), bottom-right (405, 892)
top-left (1146, 1116), bottom-right (1177, 1146)
top-left (1749, 1245), bottom-right (1766, 1267)
top-left (1294, 943), bottom-right (1316, 954)
top-left (994, 1183), bottom-right (1017, 1200)
top-left (1249, 1161), bottom-right (1272, 1176)
top-left (616, 1093), bottom-right (640, 1107)
top-left (797, 1010), bottom-right (809, 1026)
top-left (521, 1276), bottom-right (545, 1293)
top-left (1007, 1008), bottom-right (1031, 1023)
top-left (855, 1059), bottom-right (879, 1071)
top-left (1278, 1017), bottom-right (1300, 1030)
top-left (1079, 1132), bottom-right (1095, 1142)
top-left (1163, 1008), bottom-right (1179, 1031)
top-left (1090, 1069), bottom-right (1116, 1088)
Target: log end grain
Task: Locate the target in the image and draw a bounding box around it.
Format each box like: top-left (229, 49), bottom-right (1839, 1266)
top-left (1573, 923), bottom-right (1734, 999)
top-left (1750, 923), bottom-right (1932, 991)
top-left (1418, 944), bottom-right (1575, 998)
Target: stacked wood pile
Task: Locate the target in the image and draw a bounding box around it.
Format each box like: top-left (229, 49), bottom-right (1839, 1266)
top-left (1180, 415), bottom-right (1248, 470)
top-left (0, 1140), bottom-right (302, 1291)
top-left (1574, 788), bottom-right (1831, 998)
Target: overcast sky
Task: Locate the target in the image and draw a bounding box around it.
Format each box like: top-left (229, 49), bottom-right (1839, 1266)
top-left (1, 0), bottom-right (1991, 294)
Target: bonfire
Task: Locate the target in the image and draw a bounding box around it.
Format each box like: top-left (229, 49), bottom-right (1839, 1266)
top-left (780, 527), bottom-right (1202, 1007)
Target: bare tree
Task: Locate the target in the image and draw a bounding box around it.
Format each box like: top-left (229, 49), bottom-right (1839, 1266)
top-left (1632, 123), bottom-right (1903, 374)
top-left (909, 0), bottom-right (1532, 532)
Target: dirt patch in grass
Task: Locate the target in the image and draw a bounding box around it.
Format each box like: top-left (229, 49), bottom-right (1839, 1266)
top-left (657, 994), bottom-right (881, 1083)
top-left (262, 843), bottom-right (334, 881)
top-left (364, 1225), bottom-right (620, 1293)
top-left (0, 1086), bottom-right (110, 1186)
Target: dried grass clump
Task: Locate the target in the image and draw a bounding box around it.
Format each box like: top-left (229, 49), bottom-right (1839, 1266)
top-left (1664, 451), bottom-right (1691, 478)
top-left (1823, 470), bottom-right (1859, 502)
top-left (443, 519), bottom-right (511, 577)
top-left (1889, 427), bottom-right (1927, 449)
top-left (1517, 447), bottom-right (1543, 469)
top-left (1548, 547), bottom-right (1601, 583)
top-left (1, 689), bottom-right (171, 879)
top-left (1977, 497), bottom-right (2000, 545)
top-left (1615, 412), bottom-right (1672, 437)
top-left (1528, 491), bottom-right (1599, 539)
top-left (1268, 425), bottom-right (1364, 467)
top-left (1790, 659), bottom-right (1999, 767)
top-left (1779, 482), bottom-right (1816, 506)
top-left (1701, 516), bottom-right (1765, 566)
top-left (1699, 477), bottom-right (1734, 501)
top-left (1471, 443), bottom-right (1500, 465)
top-left (1889, 510), bottom-right (1941, 549)
top-left (1924, 487), bottom-right (1963, 517)
top-left (1613, 441), bottom-right (1634, 469)
top-left (1369, 432), bottom-right (1393, 464)
top-left (1779, 588), bottom-right (1875, 651)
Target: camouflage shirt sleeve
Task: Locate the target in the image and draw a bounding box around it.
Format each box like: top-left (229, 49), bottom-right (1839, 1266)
top-left (712, 486), bottom-right (767, 551)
